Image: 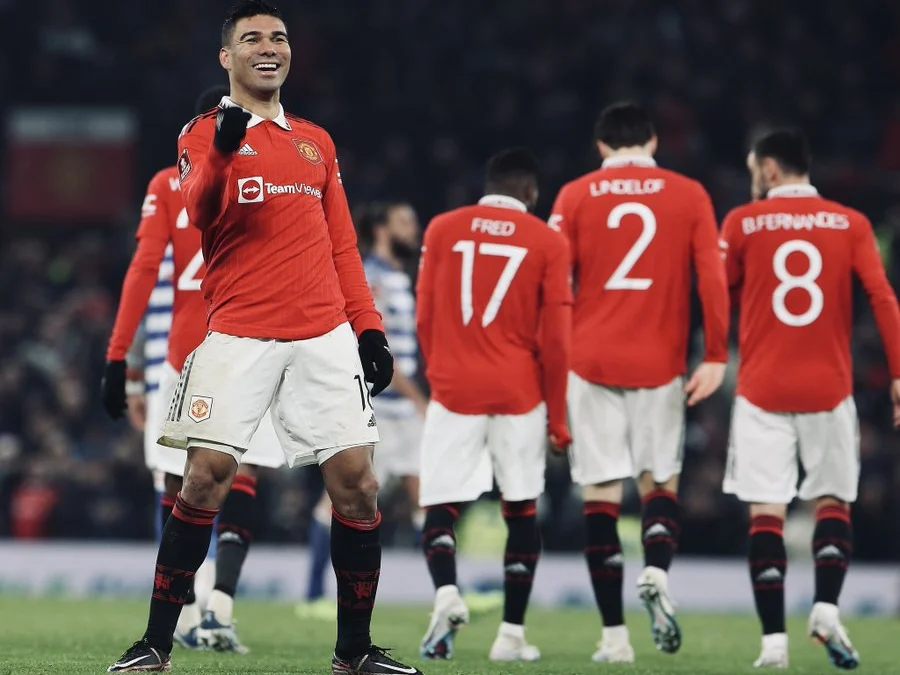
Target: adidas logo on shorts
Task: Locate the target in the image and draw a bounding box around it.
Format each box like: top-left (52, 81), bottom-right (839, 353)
top-left (367, 413), bottom-right (376, 428)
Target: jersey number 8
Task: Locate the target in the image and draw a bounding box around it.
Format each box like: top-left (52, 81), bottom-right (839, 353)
top-left (772, 239), bottom-right (823, 327)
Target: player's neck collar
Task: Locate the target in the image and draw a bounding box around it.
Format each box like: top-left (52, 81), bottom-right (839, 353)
top-left (601, 155), bottom-right (657, 169)
top-left (478, 194), bottom-right (528, 212)
top-left (219, 96), bottom-right (292, 131)
top-left (767, 183), bottom-right (818, 199)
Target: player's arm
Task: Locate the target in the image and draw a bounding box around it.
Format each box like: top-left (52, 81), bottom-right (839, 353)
top-left (685, 186), bottom-right (731, 406)
top-left (177, 109), bottom-right (248, 232)
top-left (322, 139), bottom-right (384, 336)
top-left (415, 224), bottom-right (437, 367)
top-left (549, 183), bottom-right (579, 289)
top-left (851, 216), bottom-right (900, 427)
top-left (538, 232), bottom-right (574, 451)
top-left (102, 172), bottom-right (172, 419)
top-left (720, 208), bottom-right (745, 309)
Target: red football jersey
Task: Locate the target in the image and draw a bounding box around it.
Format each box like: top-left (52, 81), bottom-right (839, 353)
top-left (551, 155), bottom-right (729, 388)
top-left (177, 99), bottom-right (382, 341)
top-left (108, 166), bottom-right (206, 372)
top-left (416, 195), bottom-right (573, 419)
top-left (722, 183), bottom-right (900, 412)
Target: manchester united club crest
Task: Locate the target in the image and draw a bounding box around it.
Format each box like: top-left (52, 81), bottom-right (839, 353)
top-left (292, 138), bottom-right (323, 165)
top-left (178, 149), bottom-right (192, 181)
top-left (188, 395), bottom-right (213, 422)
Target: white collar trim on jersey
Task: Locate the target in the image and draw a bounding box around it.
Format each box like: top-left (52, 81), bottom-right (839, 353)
top-left (219, 96), bottom-right (292, 131)
top-left (478, 194), bottom-right (528, 212)
top-left (767, 183), bottom-right (819, 199)
top-left (601, 155), bottom-right (657, 169)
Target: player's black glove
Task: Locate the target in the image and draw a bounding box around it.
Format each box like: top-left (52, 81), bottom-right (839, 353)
top-left (358, 330), bottom-right (394, 397)
top-left (214, 106), bottom-right (252, 154)
top-left (101, 360), bottom-right (128, 420)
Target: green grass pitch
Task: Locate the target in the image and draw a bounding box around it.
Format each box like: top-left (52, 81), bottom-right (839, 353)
top-left (0, 598), bottom-right (895, 674)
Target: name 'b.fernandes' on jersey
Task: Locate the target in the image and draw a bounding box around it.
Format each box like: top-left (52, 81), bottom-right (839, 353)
top-left (415, 195), bottom-right (572, 431)
top-left (550, 156), bottom-right (730, 388)
top-left (721, 184), bottom-right (900, 413)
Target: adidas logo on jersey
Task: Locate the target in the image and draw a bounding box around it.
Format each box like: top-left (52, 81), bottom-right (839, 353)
top-left (238, 143), bottom-right (258, 156)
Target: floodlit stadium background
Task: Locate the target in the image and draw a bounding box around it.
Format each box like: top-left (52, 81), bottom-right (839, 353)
top-left (1, 0), bottom-right (898, 616)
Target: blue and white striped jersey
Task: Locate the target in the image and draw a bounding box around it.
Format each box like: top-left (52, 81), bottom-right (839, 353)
top-left (364, 255), bottom-right (418, 418)
top-left (143, 243), bottom-right (174, 394)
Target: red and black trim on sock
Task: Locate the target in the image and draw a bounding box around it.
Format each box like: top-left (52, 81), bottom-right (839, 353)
top-left (332, 509), bottom-right (382, 661)
top-left (422, 503), bottom-right (461, 590)
top-left (144, 493), bottom-right (218, 653)
top-left (502, 499), bottom-right (541, 626)
top-left (641, 489), bottom-right (680, 571)
top-left (584, 501), bottom-right (624, 627)
top-left (813, 503), bottom-right (852, 605)
top-left (214, 474), bottom-right (258, 597)
top-left (749, 514), bottom-right (786, 635)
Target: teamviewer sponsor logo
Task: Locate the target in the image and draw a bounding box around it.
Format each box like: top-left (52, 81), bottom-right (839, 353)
top-left (237, 176), bottom-right (264, 203)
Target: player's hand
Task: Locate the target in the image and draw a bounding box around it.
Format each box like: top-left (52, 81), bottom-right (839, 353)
top-left (214, 106), bottom-right (252, 154)
top-left (358, 330), bottom-right (394, 397)
top-left (100, 360), bottom-right (128, 420)
top-left (548, 423), bottom-right (572, 455)
top-left (891, 379), bottom-right (900, 429)
top-left (684, 361), bottom-right (727, 407)
top-left (127, 394), bottom-right (147, 431)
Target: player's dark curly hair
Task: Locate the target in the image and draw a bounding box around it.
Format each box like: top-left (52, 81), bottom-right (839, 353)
top-left (751, 127), bottom-right (811, 176)
top-left (222, 1), bottom-right (284, 46)
top-left (355, 202), bottom-right (412, 249)
top-left (594, 101), bottom-right (655, 149)
top-left (195, 85), bottom-right (230, 115)
top-left (485, 147), bottom-right (540, 185)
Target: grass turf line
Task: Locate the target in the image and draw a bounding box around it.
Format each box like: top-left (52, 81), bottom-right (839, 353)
top-left (0, 598), bottom-right (895, 674)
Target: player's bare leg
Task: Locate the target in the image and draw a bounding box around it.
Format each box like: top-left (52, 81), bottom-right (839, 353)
top-left (108, 447), bottom-right (236, 672)
top-left (488, 499), bottom-right (542, 662)
top-left (582, 481), bottom-right (634, 664)
top-left (807, 496), bottom-right (859, 669)
top-left (747, 502), bottom-right (789, 668)
top-left (198, 462), bottom-right (259, 654)
top-left (420, 502), bottom-right (468, 659)
top-left (323, 445), bottom-right (422, 675)
top-left (635, 472), bottom-right (682, 654)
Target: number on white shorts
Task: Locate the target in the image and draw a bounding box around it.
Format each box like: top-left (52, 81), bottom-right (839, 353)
top-left (605, 202), bottom-right (656, 290)
top-left (772, 239), bottom-right (823, 327)
top-left (452, 240), bottom-right (528, 327)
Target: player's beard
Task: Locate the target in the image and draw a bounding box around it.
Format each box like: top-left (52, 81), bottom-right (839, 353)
top-left (390, 238), bottom-right (419, 262)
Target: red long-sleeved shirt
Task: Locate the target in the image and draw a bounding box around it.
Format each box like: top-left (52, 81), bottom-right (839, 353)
top-left (416, 195), bottom-right (572, 429)
top-left (722, 184), bottom-right (900, 412)
top-left (177, 100), bottom-right (382, 340)
top-left (551, 156), bottom-right (730, 388)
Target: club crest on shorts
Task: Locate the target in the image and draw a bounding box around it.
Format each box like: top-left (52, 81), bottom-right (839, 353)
top-left (188, 395), bottom-right (213, 422)
top-left (292, 138), bottom-right (323, 165)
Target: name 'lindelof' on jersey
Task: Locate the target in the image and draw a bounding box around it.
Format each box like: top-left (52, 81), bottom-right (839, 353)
top-left (551, 155), bottom-right (730, 389)
top-left (721, 183), bottom-right (900, 413)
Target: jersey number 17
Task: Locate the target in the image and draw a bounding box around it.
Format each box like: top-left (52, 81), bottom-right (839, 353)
top-left (452, 240), bottom-right (528, 327)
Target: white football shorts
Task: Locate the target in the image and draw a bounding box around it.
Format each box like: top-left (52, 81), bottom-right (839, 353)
top-left (723, 395), bottom-right (860, 504)
top-left (418, 400), bottom-right (547, 508)
top-left (159, 323), bottom-right (379, 468)
top-left (568, 372), bottom-right (685, 486)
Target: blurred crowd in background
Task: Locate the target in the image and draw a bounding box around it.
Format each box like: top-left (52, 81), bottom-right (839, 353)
top-left (0, 0), bottom-right (899, 560)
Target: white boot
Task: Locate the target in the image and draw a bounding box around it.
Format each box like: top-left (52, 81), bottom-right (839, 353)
top-left (489, 622), bottom-right (540, 662)
top-left (591, 624), bottom-right (635, 663)
top-left (808, 602), bottom-right (859, 670)
top-left (753, 632), bottom-right (788, 668)
top-left (420, 585), bottom-right (469, 659)
top-left (637, 566), bottom-right (682, 654)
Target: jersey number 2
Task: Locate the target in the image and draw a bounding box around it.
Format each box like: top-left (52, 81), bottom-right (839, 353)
top-left (452, 240), bottom-right (528, 327)
top-left (605, 202), bottom-right (656, 290)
